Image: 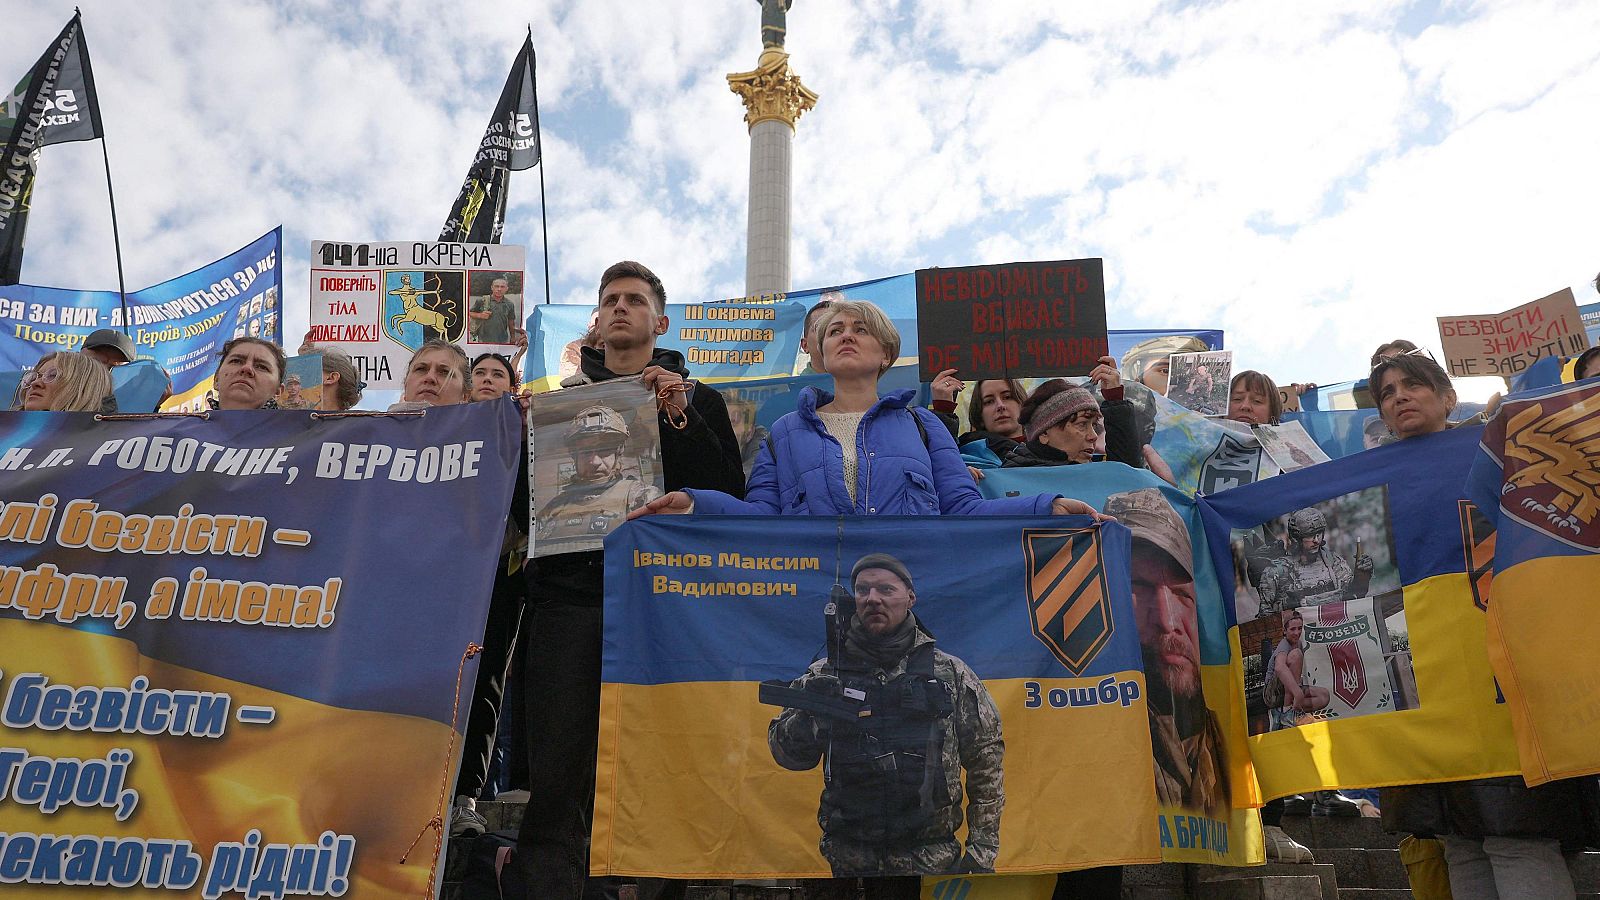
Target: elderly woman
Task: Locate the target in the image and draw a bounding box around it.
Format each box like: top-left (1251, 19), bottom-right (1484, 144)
top-left (16, 352), bottom-right (115, 412)
top-left (633, 300), bottom-right (1099, 521)
top-left (1001, 361), bottom-right (1139, 469)
top-left (1373, 351), bottom-right (1593, 899)
top-left (210, 337), bottom-right (286, 411)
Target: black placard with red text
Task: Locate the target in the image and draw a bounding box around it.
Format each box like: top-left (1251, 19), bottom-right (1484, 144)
top-left (916, 259), bottom-right (1108, 380)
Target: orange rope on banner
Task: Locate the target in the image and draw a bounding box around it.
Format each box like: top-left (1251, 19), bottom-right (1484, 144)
top-left (656, 380), bottom-right (691, 430)
top-left (400, 641), bottom-right (483, 899)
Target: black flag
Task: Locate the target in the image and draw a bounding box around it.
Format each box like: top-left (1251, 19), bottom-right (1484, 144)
top-left (440, 34), bottom-right (540, 244)
top-left (0, 13), bottom-right (104, 284)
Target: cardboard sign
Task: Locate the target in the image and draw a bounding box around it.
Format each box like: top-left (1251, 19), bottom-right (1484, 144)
top-left (916, 259), bottom-right (1108, 380)
top-left (1437, 288), bottom-right (1589, 378)
top-left (308, 240), bottom-right (526, 390)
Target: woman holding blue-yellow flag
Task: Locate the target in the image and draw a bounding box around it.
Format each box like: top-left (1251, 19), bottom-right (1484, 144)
top-left (1371, 350), bottom-right (1596, 900)
top-left (631, 299), bottom-right (1104, 900)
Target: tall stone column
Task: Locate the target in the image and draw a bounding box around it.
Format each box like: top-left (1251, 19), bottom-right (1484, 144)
top-left (729, 49), bottom-right (817, 298)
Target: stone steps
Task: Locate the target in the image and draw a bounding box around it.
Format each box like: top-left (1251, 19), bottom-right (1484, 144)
top-left (443, 801), bottom-right (1600, 900)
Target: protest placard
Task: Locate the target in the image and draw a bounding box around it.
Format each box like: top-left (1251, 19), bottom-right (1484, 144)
top-left (1437, 288), bottom-right (1588, 378)
top-left (1166, 350), bottom-right (1233, 416)
top-left (915, 259), bottom-right (1108, 381)
top-left (1254, 421), bottom-right (1330, 473)
top-left (308, 240), bottom-right (525, 390)
top-left (528, 379), bottom-right (663, 557)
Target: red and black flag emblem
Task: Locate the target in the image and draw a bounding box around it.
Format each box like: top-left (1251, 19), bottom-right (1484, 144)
top-left (1022, 528), bottom-right (1113, 675)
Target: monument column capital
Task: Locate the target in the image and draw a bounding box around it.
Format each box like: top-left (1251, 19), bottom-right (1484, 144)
top-left (727, 50), bottom-right (818, 132)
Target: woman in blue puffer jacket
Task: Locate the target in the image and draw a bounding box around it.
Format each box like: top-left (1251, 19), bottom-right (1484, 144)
top-left (631, 301), bottom-right (1100, 522)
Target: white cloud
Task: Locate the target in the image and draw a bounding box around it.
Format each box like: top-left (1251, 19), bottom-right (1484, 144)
top-left (1, 0), bottom-right (1594, 394)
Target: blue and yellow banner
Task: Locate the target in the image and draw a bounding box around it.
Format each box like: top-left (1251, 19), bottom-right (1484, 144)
top-left (0, 400), bottom-right (521, 896)
top-left (981, 466), bottom-right (1262, 867)
top-left (524, 268), bottom-right (1221, 393)
top-left (1468, 379), bottom-right (1600, 785)
top-left (1201, 426), bottom-right (1522, 798)
top-left (0, 229), bottom-right (282, 412)
top-left (596, 515), bottom-right (1162, 879)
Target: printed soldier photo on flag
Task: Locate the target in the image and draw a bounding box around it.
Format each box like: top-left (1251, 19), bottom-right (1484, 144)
top-left (1227, 486), bottom-right (1415, 736)
top-left (528, 378), bottom-right (663, 557)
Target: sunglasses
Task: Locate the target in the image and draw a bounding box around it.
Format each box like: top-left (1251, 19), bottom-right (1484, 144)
top-left (1370, 346), bottom-right (1435, 372)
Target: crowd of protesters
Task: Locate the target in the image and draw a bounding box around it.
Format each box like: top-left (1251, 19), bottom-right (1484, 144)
top-left (8, 263), bottom-right (1600, 900)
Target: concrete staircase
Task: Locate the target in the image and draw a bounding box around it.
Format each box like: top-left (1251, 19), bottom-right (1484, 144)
top-left (442, 802), bottom-right (1600, 899)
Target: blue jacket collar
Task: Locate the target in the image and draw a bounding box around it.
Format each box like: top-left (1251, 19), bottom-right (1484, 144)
top-left (798, 386), bottom-right (915, 421)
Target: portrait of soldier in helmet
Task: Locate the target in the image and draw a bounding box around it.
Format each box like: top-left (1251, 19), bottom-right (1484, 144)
top-left (530, 382), bottom-right (664, 556)
top-left (1230, 488), bottom-right (1413, 736)
top-left (763, 553), bottom-right (1004, 877)
top-left (1256, 507), bottom-right (1375, 616)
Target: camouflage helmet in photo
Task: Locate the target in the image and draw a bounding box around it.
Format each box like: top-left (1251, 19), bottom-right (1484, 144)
top-left (1104, 488), bottom-right (1193, 581)
top-left (1119, 335), bottom-right (1210, 384)
top-left (568, 405), bottom-right (629, 450)
top-left (1286, 508), bottom-right (1328, 541)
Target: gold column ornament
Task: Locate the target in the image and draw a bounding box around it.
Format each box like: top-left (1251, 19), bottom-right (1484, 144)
top-left (727, 48), bottom-right (818, 131)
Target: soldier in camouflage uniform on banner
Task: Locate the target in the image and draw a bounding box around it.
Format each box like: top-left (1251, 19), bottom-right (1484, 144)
top-left (766, 553), bottom-right (1005, 877)
top-left (535, 405), bottom-right (662, 545)
top-left (1256, 508), bottom-right (1374, 616)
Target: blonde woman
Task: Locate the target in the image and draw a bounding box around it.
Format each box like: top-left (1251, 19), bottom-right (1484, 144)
top-left (17, 352), bottom-right (115, 412)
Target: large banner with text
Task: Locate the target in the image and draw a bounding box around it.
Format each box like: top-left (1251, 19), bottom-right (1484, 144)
top-left (522, 268), bottom-right (1220, 391)
top-left (0, 401), bottom-right (521, 896)
top-left (595, 515), bottom-right (1165, 879)
top-left (0, 229), bottom-right (282, 411)
top-left (1201, 426), bottom-right (1523, 799)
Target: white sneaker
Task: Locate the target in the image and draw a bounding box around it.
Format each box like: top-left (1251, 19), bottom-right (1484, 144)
top-left (1263, 824), bottom-right (1314, 864)
top-left (449, 797), bottom-right (488, 838)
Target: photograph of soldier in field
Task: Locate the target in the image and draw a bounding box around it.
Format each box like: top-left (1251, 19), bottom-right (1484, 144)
top-left (1230, 487), bottom-right (1417, 737)
top-left (529, 379), bottom-right (662, 557)
top-left (761, 553), bottom-right (1004, 877)
top-left (1166, 350), bottom-right (1233, 416)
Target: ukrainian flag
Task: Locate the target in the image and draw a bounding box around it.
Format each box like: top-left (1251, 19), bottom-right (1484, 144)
top-left (1469, 379), bottom-right (1600, 785)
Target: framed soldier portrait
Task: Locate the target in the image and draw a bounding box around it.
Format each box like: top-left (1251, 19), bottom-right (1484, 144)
top-left (527, 378), bottom-right (663, 558)
top-left (1227, 486), bottom-right (1414, 736)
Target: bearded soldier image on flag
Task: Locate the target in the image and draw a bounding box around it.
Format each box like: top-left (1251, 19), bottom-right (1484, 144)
top-left (1257, 508), bottom-right (1374, 615)
top-left (762, 554), bottom-right (1004, 877)
top-left (534, 406), bottom-right (661, 546)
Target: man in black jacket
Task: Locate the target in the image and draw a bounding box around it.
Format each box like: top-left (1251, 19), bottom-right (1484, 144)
top-left (507, 261), bottom-right (746, 900)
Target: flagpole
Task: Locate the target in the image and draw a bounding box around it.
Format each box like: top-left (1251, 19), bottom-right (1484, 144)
top-left (531, 28), bottom-right (551, 305)
top-left (99, 139), bottom-right (130, 335)
top-left (72, 8), bottom-right (129, 334)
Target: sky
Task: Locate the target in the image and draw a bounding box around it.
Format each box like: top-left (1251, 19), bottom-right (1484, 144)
top-left (3, 0), bottom-right (1598, 399)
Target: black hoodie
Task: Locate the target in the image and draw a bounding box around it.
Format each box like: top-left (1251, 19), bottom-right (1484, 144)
top-left (533, 346), bottom-right (747, 602)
